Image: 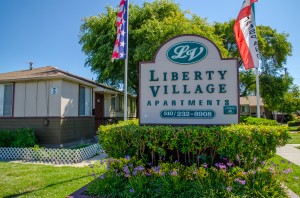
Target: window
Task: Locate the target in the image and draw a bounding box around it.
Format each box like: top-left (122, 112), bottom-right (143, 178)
top-left (79, 86), bottom-right (92, 116)
top-left (130, 97), bottom-right (136, 114)
top-left (0, 84), bottom-right (13, 116)
top-left (111, 94), bottom-right (123, 112)
top-left (241, 105), bottom-right (249, 113)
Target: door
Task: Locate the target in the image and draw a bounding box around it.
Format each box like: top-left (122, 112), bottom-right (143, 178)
top-left (95, 93), bottom-right (104, 132)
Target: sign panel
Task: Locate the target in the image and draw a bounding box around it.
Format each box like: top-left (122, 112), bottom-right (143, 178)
top-left (139, 35), bottom-right (239, 125)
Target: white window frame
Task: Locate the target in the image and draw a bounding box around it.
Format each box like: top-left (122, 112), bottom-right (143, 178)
top-left (241, 105), bottom-right (249, 113)
top-left (0, 83), bottom-right (13, 117)
top-left (111, 94), bottom-right (124, 112)
top-left (79, 86), bottom-right (92, 116)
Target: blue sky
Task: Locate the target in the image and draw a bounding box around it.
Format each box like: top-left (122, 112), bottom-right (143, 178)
top-left (0, 0), bottom-right (299, 86)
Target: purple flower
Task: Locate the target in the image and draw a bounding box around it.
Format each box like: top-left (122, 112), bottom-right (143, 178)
top-left (227, 162), bottom-right (233, 167)
top-left (242, 172), bottom-right (248, 175)
top-left (134, 166), bottom-right (145, 172)
top-left (129, 188), bottom-right (134, 193)
top-left (170, 170), bottom-right (178, 176)
top-left (218, 163), bottom-right (226, 170)
top-left (147, 162), bottom-right (152, 166)
top-left (99, 174), bottom-right (105, 179)
top-left (226, 186), bottom-right (232, 191)
top-left (161, 172), bottom-right (165, 176)
top-left (124, 155), bottom-right (131, 160)
top-left (269, 167), bottom-right (275, 174)
top-left (239, 180), bottom-right (246, 185)
top-left (235, 178), bottom-right (246, 185)
top-left (283, 168), bottom-right (292, 174)
top-left (281, 159), bottom-right (286, 163)
top-left (193, 171), bottom-right (197, 175)
top-left (132, 171), bottom-right (137, 176)
top-left (123, 165), bottom-right (130, 176)
top-left (203, 163), bottom-right (208, 168)
top-left (152, 166), bottom-right (161, 173)
top-left (251, 170), bottom-right (256, 175)
top-left (253, 157), bottom-right (257, 163)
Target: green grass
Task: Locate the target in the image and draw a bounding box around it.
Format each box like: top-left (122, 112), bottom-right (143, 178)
top-left (288, 126), bottom-right (300, 131)
top-left (288, 132), bottom-right (300, 144)
top-left (0, 162), bottom-right (105, 198)
top-left (268, 155), bottom-right (300, 196)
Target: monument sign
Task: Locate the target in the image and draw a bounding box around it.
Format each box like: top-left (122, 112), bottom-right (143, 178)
top-left (139, 35), bottom-right (239, 125)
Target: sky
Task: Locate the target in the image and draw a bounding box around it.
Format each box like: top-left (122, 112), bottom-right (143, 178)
top-left (0, 0), bottom-right (299, 86)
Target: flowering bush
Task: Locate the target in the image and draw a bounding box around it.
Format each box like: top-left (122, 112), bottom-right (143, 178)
top-left (85, 156), bottom-right (291, 197)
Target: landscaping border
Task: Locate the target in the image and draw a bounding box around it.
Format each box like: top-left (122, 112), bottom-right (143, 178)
top-left (0, 143), bottom-right (103, 164)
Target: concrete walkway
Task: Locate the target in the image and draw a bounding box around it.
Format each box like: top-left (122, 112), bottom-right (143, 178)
top-left (277, 144), bottom-right (300, 166)
top-left (276, 144), bottom-right (300, 198)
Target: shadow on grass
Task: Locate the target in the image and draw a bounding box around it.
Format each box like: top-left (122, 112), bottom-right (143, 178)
top-left (3, 175), bottom-right (90, 198)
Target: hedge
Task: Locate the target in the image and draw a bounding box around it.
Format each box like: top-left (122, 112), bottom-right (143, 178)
top-left (287, 120), bottom-right (300, 127)
top-left (0, 128), bottom-right (37, 148)
top-left (240, 116), bottom-right (278, 126)
top-left (98, 120), bottom-right (289, 169)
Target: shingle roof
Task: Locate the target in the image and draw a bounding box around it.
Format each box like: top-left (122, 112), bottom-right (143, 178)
top-left (240, 96), bottom-right (264, 106)
top-left (0, 66), bottom-right (90, 82)
top-left (0, 66), bottom-right (124, 94)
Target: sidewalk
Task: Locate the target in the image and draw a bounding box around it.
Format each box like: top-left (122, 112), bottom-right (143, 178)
top-left (277, 144), bottom-right (300, 166)
top-left (277, 144), bottom-right (300, 198)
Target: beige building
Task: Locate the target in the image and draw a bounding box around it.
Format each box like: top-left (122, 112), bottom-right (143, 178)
top-left (240, 96), bottom-right (265, 117)
top-left (0, 66), bottom-right (136, 147)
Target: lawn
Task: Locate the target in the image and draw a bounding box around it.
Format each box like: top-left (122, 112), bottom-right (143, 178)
top-left (0, 161), bottom-right (105, 198)
top-left (288, 132), bottom-right (300, 144)
top-left (268, 155), bottom-right (300, 196)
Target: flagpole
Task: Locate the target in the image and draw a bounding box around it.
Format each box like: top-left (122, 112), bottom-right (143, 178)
top-left (124, 0), bottom-right (129, 121)
top-left (256, 67), bottom-right (260, 118)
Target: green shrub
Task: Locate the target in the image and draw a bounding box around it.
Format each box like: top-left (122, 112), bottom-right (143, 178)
top-left (98, 120), bottom-right (289, 169)
top-left (0, 128), bottom-right (37, 148)
top-left (287, 119), bottom-right (300, 127)
top-left (240, 116), bottom-right (278, 126)
top-left (0, 130), bottom-right (11, 147)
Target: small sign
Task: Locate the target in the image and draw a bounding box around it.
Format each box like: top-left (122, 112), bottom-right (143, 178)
top-left (51, 87), bottom-right (58, 95)
top-left (160, 110), bottom-right (215, 119)
top-left (224, 106), bottom-right (237, 115)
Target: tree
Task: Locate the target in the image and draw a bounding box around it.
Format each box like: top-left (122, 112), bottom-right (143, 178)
top-left (79, 0), bottom-right (227, 94)
top-left (277, 84), bottom-right (300, 116)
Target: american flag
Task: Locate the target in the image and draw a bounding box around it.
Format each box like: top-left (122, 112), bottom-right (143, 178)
top-left (112, 0), bottom-right (128, 60)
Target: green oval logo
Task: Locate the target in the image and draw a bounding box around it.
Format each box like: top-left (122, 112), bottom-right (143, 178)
top-left (167, 41), bottom-right (208, 65)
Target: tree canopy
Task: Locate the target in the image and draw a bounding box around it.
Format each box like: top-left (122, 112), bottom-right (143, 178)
top-left (79, 0), bottom-right (227, 94)
top-left (79, 0), bottom-right (296, 113)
